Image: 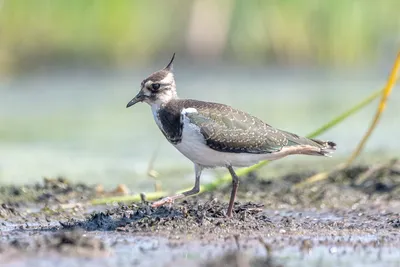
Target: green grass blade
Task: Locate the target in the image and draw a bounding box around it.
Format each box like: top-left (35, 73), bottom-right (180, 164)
top-left (90, 191), bottom-right (167, 205)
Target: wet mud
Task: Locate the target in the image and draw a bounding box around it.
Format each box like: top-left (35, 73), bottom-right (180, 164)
top-left (0, 177), bottom-right (96, 205)
top-left (0, 160), bottom-right (399, 266)
top-left (0, 229), bottom-right (108, 260)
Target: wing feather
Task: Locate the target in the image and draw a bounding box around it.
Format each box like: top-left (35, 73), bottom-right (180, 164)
top-left (184, 108), bottom-right (284, 154)
top-left (172, 99), bottom-right (335, 155)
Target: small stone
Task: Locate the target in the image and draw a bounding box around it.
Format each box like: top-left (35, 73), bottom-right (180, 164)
top-left (329, 247), bottom-right (338, 254)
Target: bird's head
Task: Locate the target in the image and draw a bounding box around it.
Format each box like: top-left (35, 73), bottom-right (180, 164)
top-left (127, 53), bottom-right (177, 108)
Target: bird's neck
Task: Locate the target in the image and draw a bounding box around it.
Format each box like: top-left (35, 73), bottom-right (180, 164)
top-left (150, 97), bottom-right (178, 132)
top-left (150, 95), bottom-right (178, 117)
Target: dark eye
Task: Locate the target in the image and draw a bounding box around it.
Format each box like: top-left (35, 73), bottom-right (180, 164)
top-left (152, 83), bottom-right (161, 90)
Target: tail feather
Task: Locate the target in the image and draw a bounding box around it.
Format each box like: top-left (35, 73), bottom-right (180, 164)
top-left (280, 130), bottom-right (336, 157)
top-left (310, 139), bottom-right (337, 156)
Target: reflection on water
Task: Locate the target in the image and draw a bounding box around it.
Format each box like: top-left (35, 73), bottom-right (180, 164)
top-left (1, 64), bottom-right (399, 189)
top-left (1, 230), bottom-right (399, 267)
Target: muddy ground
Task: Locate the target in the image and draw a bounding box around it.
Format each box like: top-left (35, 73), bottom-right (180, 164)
top-left (0, 160), bottom-right (399, 267)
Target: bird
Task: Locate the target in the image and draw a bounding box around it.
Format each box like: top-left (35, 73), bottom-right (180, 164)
top-left (126, 54), bottom-right (336, 218)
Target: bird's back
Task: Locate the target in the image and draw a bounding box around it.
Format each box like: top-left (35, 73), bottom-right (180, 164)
top-left (157, 99), bottom-right (335, 156)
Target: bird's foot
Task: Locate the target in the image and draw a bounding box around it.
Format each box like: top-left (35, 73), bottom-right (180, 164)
top-left (151, 196), bottom-right (174, 208)
top-left (225, 211), bottom-right (233, 219)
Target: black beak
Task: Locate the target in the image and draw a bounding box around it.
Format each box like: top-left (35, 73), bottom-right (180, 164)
top-left (126, 92), bottom-right (145, 108)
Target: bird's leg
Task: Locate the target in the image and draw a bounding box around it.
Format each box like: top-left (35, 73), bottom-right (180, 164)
top-left (152, 164), bottom-right (202, 208)
top-left (226, 165), bottom-right (240, 218)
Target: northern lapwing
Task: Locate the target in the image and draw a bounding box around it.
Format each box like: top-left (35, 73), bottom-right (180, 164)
top-left (127, 54), bottom-right (336, 217)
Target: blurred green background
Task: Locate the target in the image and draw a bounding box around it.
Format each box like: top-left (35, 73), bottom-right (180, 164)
top-left (1, 0), bottom-right (400, 73)
top-left (0, 0), bottom-right (399, 191)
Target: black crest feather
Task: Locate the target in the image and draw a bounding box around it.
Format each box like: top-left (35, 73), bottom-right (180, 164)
top-left (165, 53), bottom-right (175, 71)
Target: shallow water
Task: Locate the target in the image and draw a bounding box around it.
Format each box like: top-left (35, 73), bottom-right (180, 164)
top-left (2, 230), bottom-right (399, 267)
top-left (1, 64), bottom-right (399, 190)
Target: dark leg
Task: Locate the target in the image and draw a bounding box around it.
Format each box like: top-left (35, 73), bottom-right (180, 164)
top-left (152, 164), bottom-right (202, 208)
top-left (226, 165), bottom-right (240, 218)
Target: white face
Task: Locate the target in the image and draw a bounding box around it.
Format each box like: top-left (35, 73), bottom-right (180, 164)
top-left (126, 54), bottom-right (177, 109)
top-left (141, 72), bottom-right (177, 106)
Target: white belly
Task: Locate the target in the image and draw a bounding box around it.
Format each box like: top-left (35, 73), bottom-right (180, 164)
top-left (174, 121), bottom-right (281, 168)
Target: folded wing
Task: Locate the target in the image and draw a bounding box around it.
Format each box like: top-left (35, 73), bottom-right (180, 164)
top-left (183, 103), bottom-right (335, 155)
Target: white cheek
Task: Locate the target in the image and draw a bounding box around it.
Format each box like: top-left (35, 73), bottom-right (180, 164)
top-left (142, 88), bottom-right (151, 97)
top-left (157, 91), bottom-right (170, 102)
